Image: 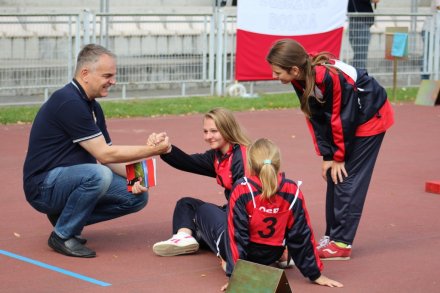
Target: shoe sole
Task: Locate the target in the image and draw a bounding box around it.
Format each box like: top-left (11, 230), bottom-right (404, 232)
top-left (153, 243), bottom-right (199, 257)
top-left (320, 256), bottom-right (350, 261)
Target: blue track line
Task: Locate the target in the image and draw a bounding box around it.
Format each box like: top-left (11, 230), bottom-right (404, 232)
top-left (0, 250), bottom-right (111, 287)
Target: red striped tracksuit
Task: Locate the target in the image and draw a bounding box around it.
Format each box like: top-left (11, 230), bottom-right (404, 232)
top-left (197, 174), bottom-right (323, 281)
top-left (291, 60), bottom-right (394, 245)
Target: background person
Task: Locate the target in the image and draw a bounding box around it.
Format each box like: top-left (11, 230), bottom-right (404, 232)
top-left (23, 44), bottom-right (171, 258)
top-left (347, 0), bottom-right (380, 69)
top-left (266, 39), bottom-right (394, 260)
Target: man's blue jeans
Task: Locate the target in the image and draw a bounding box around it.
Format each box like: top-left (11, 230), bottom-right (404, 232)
top-left (29, 164), bottom-right (148, 239)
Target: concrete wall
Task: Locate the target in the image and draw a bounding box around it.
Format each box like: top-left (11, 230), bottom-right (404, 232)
top-left (0, 0), bottom-right (214, 13)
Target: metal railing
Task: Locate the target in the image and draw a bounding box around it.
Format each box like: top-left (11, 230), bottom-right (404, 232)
top-left (0, 10), bottom-right (438, 105)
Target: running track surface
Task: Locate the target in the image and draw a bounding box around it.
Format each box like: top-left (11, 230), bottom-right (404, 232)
top-left (1, 103), bottom-right (439, 293)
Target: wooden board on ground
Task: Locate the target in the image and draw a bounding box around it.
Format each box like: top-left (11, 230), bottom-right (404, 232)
top-left (227, 260), bottom-right (292, 293)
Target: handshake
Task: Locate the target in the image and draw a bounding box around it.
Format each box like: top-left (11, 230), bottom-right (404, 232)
top-left (147, 132), bottom-right (172, 155)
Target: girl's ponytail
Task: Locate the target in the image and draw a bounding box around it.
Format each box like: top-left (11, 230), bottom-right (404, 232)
top-left (247, 139), bottom-right (281, 200)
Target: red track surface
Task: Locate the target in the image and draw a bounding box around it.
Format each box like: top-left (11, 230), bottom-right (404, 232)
top-left (1, 103), bottom-right (439, 292)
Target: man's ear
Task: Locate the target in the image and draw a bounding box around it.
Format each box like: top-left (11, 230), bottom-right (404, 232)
top-left (80, 67), bottom-right (89, 82)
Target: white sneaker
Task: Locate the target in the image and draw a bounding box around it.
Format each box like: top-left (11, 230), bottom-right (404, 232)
top-left (277, 258), bottom-right (295, 269)
top-left (276, 248), bottom-right (295, 269)
top-left (153, 233), bottom-right (199, 257)
top-left (317, 235), bottom-right (330, 250)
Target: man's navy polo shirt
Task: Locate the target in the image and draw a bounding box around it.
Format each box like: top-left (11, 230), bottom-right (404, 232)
top-left (23, 79), bottom-right (111, 200)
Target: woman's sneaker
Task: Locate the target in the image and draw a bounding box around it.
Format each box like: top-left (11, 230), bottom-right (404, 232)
top-left (317, 241), bottom-right (352, 260)
top-left (153, 232), bottom-right (199, 257)
top-left (316, 235), bottom-right (330, 250)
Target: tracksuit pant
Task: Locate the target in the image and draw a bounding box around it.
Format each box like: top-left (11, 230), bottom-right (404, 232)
top-left (325, 132), bottom-right (385, 245)
top-left (172, 197), bottom-right (226, 255)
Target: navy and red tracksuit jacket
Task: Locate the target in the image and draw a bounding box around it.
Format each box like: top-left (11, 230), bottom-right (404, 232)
top-left (160, 143), bottom-right (247, 200)
top-left (224, 174), bottom-right (323, 281)
top-left (291, 60), bottom-right (394, 162)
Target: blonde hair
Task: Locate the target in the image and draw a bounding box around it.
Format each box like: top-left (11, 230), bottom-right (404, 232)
top-left (204, 107), bottom-right (251, 146)
top-left (74, 44), bottom-right (116, 77)
top-left (247, 138), bottom-right (281, 200)
top-left (266, 39), bottom-right (335, 117)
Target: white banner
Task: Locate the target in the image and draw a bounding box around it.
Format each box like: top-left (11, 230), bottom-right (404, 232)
top-left (237, 0), bottom-right (348, 36)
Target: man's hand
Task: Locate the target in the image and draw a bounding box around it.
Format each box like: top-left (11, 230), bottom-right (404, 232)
top-left (130, 180), bottom-right (148, 195)
top-left (147, 132), bottom-right (166, 146)
top-left (147, 132), bottom-right (171, 154)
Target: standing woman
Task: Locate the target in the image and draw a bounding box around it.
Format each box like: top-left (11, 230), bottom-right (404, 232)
top-left (152, 107), bottom-right (251, 257)
top-left (266, 39), bottom-right (394, 260)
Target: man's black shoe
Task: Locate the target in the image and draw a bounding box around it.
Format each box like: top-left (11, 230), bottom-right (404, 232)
top-left (46, 214), bottom-right (87, 244)
top-left (48, 232), bottom-right (96, 258)
top-left (73, 235), bottom-right (87, 245)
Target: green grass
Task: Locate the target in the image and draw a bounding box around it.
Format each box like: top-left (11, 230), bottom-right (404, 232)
top-left (0, 87), bottom-right (418, 125)
top-left (100, 93), bottom-right (299, 118)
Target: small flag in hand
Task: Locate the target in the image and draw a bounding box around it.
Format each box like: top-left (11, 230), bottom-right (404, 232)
top-left (126, 158), bottom-right (157, 192)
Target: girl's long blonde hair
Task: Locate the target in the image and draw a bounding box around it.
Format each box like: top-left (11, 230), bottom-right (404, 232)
top-left (247, 138), bottom-right (281, 200)
top-left (204, 107), bottom-right (251, 146)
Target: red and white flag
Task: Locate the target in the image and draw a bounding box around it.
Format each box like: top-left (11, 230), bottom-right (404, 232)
top-left (236, 0), bottom-right (348, 81)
